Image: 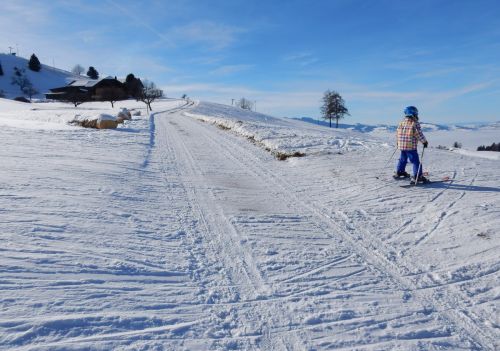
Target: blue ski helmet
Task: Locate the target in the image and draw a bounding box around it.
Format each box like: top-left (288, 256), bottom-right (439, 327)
top-left (404, 106), bottom-right (418, 118)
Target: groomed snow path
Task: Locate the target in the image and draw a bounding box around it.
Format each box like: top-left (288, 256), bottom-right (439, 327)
top-left (1, 102), bottom-right (498, 350)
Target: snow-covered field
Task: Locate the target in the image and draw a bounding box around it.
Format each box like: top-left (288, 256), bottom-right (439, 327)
top-left (0, 99), bottom-right (498, 350)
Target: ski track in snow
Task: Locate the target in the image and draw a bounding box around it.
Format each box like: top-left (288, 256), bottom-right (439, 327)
top-left (185, 110), bottom-right (497, 349)
top-left (0, 100), bottom-right (498, 350)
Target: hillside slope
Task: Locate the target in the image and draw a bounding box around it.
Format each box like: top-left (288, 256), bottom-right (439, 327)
top-left (0, 53), bottom-right (78, 99)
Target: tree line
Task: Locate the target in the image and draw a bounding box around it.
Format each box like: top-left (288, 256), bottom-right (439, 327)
top-left (477, 142), bottom-right (500, 152)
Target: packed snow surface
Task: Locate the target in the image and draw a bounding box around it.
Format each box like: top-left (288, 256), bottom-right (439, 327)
top-left (0, 99), bottom-right (498, 350)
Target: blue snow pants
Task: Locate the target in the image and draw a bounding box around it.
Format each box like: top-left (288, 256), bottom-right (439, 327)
top-left (396, 150), bottom-right (422, 177)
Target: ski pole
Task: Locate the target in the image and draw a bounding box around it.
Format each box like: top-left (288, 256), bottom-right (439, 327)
top-left (375, 148), bottom-right (398, 179)
top-left (415, 145), bottom-right (425, 184)
top-left (375, 147), bottom-right (397, 179)
top-left (383, 147), bottom-right (398, 169)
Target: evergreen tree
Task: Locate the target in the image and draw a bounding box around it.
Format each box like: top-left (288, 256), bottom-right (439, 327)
top-left (125, 73), bottom-right (143, 98)
top-left (87, 66), bottom-right (99, 79)
top-left (320, 90), bottom-right (350, 128)
top-left (125, 73), bottom-right (136, 85)
top-left (28, 54), bottom-right (41, 72)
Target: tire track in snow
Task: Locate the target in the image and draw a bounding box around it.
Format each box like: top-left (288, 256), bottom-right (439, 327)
top-left (173, 115), bottom-right (472, 348)
top-left (161, 115), bottom-right (271, 299)
top-left (141, 99), bottom-right (193, 169)
top-left (189, 116), bottom-right (497, 350)
top-left (155, 111), bottom-right (302, 350)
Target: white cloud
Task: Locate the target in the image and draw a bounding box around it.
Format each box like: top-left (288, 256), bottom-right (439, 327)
top-left (170, 21), bottom-right (246, 50)
top-left (426, 81), bottom-right (494, 105)
top-left (209, 64), bottom-right (253, 76)
top-left (105, 0), bottom-right (176, 47)
top-left (284, 52), bottom-right (319, 66)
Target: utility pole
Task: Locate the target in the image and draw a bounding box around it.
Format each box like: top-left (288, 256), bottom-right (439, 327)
top-left (231, 98), bottom-right (234, 106)
top-left (8, 46), bottom-right (14, 54)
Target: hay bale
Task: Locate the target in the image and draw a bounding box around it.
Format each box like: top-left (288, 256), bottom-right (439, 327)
top-left (70, 113), bottom-right (117, 129)
top-left (81, 119), bottom-right (97, 128)
top-left (117, 108), bottom-right (132, 123)
top-left (96, 114), bottom-right (118, 129)
top-left (70, 114), bottom-right (97, 128)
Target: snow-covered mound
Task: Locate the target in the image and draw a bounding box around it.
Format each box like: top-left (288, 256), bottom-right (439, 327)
top-left (0, 53), bottom-right (78, 99)
top-left (185, 102), bottom-right (387, 157)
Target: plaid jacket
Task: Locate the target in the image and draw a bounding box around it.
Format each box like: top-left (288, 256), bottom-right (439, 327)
top-left (397, 118), bottom-right (427, 150)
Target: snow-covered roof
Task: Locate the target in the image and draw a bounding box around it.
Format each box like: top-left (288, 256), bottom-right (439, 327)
top-left (68, 79), bottom-right (99, 87)
top-left (68, 76), bottom-right (117, 88)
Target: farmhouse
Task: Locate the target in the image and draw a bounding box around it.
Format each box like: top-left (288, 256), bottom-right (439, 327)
top-left (45, 76), bottom-right (128, 105)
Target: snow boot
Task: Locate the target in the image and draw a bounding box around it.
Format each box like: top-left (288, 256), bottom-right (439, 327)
top-left (393, 171), bottom-right (411, 179)
top-left (410, 175), bottom-right (430, 185)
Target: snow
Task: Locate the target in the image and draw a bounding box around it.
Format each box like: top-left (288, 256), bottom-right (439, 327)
top-left (0, 99), bottom-right (498, 350)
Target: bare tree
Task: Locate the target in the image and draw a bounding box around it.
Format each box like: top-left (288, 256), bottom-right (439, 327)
top-left (24, 83), bottom-right (39, 101)
top-left (71, 64), bottom-right (85, 76)
top-left (140, 80), bottom-right (163, 111)
top-left (96, 86), bottom-right (127, 107)
top-left (320, 90), bottom-right (350, 128)
top-left (236, 97), bottom-right (253, 110)
top-left (11, 67), bottom-right (35, 98)
top-left (64, 89), bottom-right (90, 107)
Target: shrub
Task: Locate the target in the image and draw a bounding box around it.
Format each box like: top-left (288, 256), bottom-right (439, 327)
top-left (14, 96), bottom-right (30, 103)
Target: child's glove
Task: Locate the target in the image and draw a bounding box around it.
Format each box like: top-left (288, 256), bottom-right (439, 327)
top-left (423, 141), bottom-right (428, 148)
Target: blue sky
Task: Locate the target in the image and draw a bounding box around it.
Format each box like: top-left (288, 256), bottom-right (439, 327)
top-left (1, 0), bottom-right (499, 124)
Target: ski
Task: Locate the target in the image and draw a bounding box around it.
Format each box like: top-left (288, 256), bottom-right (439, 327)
top-left (400, 176), bottom-right (451, 188)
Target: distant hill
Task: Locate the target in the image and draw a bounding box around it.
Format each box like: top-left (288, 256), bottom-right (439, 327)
top-left (0, 53), bottom-right (79, 99)
top-left (293, 117), bottom-right (500, 133)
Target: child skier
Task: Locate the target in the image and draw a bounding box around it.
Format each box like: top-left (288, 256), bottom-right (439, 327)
top-left (393, 106), bottom-right (429, 184)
